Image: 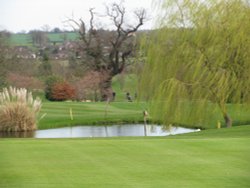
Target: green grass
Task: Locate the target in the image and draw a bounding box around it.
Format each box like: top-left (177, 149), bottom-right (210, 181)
top-left (38, 102), bottom-right (146, 129)
top-left (33, 73), bottom-right (250, 130)
top-left (47, 32), bottom-right (79, 43)
top-left (0, 125), bottom-right (249, 188)
top-left (35, 73), bottom-right (145, 130)
top-left (9, 32), bottom-right (79, 46)
top-left (112, 74), bottom-right (138, 101)
top-left (38, 101), bottom-right (250, 130)
top-left (37, 100), bottom-right (250, 130)
top-left (9, 33), bottom-right (33, 46)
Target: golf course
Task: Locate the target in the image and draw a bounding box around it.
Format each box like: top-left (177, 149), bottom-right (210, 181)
top-left (0, 125), bottom-right (249, 188)
top-left (38, 101), bottom-right (144, 130)
top-left (1, 91), bottom-right (249, 187)
top-left (1, 0), bottom-right (250, 187)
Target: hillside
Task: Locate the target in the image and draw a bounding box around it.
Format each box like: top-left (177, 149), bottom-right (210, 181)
top-left (9, 32), bottom-right (79, 46)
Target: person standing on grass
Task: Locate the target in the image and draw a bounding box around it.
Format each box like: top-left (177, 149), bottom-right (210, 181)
top-left (126, 92), bottom-right (132, 102)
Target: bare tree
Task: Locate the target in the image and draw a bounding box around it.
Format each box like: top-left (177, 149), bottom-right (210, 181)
top-left (69, 3), bottom-right (146, 101)
top-left (29, 30), bottom-right (48, 47)
top-left (74, 71), bottom-right (102, 101)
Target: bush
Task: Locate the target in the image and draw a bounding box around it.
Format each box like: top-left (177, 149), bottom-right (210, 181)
top-left (44, 75), bottom-right (63, 101)
top-left (0, 87), bottom-right (41, 132)
top-left (51, 82), bottom-right (75, 101)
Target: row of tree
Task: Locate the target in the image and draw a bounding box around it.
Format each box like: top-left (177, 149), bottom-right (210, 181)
top-left (0, 2), bottom-right (146, 101)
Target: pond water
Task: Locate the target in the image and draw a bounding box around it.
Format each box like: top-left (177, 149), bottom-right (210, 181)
top-left (0, 124), bottom-right (200, 138)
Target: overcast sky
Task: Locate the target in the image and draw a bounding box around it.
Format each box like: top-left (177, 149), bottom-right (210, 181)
top-left (0, 0), bottom-right (157, 33)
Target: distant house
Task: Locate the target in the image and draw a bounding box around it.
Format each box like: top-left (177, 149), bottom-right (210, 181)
top-left (13, 46), bottom-right (36, 59)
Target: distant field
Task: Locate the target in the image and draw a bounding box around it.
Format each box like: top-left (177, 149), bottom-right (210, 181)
top-left (9, 32), bottom-right (79, 46)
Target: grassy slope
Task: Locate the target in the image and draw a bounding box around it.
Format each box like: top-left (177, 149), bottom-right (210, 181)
top-left (38, 100), bottom-right (250, 130)
top-left (112, 74), bottom-right (138, 101)
top-left (38, 102), bottom-right (146, 129)
top-left (0, 125), bottom-right (249, 188)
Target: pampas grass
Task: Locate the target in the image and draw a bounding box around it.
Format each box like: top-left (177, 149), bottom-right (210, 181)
top-left (0, 87), bottom-right (41, 132)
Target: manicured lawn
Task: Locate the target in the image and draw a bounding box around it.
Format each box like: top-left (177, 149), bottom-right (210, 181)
top-left (38, 102), bottom-right (146, 129)
top-left (37, 74), bottom-right (143, 130)
top-left (0, 125), bottom-right (249, 188)
top-left (38, 101), bottom-right (250, 130)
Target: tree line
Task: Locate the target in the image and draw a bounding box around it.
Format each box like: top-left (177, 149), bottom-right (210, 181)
top-left (0, 2), bottom-right (147, 102)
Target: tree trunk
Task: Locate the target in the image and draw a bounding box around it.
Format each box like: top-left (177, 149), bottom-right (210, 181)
top-left (223, 113), bottom-right (232, 128)
top-left (99, 71), bottom-right (114, 101)
top-left (218, 102), bottom-right (232, 128)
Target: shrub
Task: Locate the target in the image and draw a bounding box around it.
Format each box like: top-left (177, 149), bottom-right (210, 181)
top-left (50, 82), bottom-right (75, 101)
top-left (44, 75), bottom-right (63, 101)
top-left (0, 87), bottom-right (41, 132)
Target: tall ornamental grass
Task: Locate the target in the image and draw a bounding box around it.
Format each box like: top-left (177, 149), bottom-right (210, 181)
top-left (0, 87), bottom-right (41, 132)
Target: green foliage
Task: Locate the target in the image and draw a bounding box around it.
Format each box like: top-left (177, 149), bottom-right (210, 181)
top-left (38, 52), bottom-right (52, 77)
top-left (139, 0), bottom-right (250, 128)
top-left (45, 75), bottom-right (75, 101)
top-left (0, 31), bottom-right (10, 88)
top-left (0, 74), bottom-right (7, 89)
top-left (44, 75), bottom-right (63, 101)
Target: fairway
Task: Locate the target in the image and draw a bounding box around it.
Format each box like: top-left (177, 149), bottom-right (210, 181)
top-left (0, 125), bottom-right (249, 188)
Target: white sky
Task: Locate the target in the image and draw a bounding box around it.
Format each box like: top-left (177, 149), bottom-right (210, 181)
top-left (0, 0), bottom-right (157, 33)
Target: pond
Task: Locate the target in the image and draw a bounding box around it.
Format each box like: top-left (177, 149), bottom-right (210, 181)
top-left (0, 124), bottom-right (200, 138)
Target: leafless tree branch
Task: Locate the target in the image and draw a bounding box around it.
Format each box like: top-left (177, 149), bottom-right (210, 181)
top-left (67, 2), bottom-right (146, 100)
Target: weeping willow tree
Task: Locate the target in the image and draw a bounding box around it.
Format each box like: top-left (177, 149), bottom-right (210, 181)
top-left (139, 0), bottom-right (250, 128)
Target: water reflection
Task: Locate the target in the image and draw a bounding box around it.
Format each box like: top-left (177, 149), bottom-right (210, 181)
top-left (0, 124), bottom-right (200, 138)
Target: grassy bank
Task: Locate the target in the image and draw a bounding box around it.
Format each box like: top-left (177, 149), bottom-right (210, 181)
top-left (38, 102), bottom-right (147, 130)
top-left (38, 101), bottom-right (250, 130)
top-left (0, 125), bottom-right (249, 188)
top-left (35, 74), bottom-right (250, 130)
